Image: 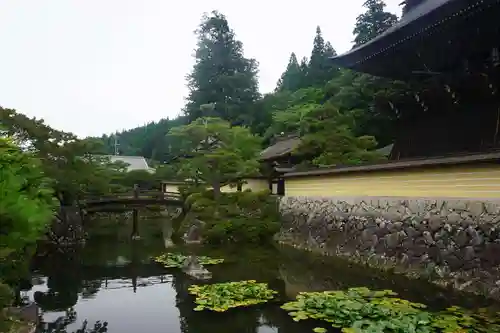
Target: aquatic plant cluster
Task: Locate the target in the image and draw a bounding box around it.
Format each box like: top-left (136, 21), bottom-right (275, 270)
top-left (153, 252), bottom-right (500, 332)
top-left (188, 280), bottom-right (277, 312)
top-left (280, 287), bottom-right (500, 333)
top-left (153, 253), bottom-right (224, 268)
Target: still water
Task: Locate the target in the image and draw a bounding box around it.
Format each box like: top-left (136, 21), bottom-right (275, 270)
top-left (26, 228), bottom-right (497, 333)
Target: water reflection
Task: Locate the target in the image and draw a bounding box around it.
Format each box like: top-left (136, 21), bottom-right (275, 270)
top-left (37, 308), bottom-right (108, 333)
top-left (26, 236), bottom-right (499, 333)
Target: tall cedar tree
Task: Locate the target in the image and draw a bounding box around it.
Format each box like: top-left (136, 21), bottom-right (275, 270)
top-left (353, 0), bottom-right (398, 47)
top-left (307, 27), bottom-right (339, 87)
top-left (275, 53), bottom-right (303, 92)
top-left (185, 11), bottom-right (260, 126)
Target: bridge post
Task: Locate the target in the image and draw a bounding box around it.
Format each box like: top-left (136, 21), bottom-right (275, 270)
top-left (131, 184), bottom-right (140, 240)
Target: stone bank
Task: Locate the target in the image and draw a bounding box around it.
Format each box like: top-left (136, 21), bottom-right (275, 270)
top-left (277, 196), bottom-right (500, 299)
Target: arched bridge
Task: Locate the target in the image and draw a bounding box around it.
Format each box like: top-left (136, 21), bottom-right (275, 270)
top-left (81, 190), bottom-right (184, 213)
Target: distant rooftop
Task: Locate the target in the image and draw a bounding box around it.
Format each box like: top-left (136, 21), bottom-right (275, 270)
top-left (259, 136), bottom-right (301, 161)
top-left (105, 155), bottom-right (154, 172)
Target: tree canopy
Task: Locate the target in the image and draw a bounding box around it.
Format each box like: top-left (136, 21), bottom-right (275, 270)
top-left (0, 137), bottom-right (56, 320)
top-left (167, 117), bottom-right (261, 198)
top-left (353, 0), bottom-right (398, 47)
top-left (0, 107), bottom-right (137, 204)
top-left (86, 4), bottom-right (403, 171)
top-left (0, 137), bottom-right (55, 274)
top-left (184, 11), bottom-right (260, 127)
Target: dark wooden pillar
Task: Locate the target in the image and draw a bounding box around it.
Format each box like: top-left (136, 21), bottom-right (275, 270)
top-left (131, 184), bottom-right (140, 240)
top-left (131, 241), bottom-right (139, 293)
top-left (277, 177), bottom-right (285, 196)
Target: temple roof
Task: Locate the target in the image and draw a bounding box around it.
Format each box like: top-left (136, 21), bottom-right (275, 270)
top-left (259, 136), bottom-right (301, 161)
top-left (331, 0), bottom-right (500, 79)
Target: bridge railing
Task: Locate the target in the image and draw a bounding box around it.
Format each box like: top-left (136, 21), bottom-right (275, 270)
top-left (81, 190), bottom-right (182, 202)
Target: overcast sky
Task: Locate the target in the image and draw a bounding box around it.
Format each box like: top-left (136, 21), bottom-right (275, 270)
top-left (0, 0), bottom-right (401, 138)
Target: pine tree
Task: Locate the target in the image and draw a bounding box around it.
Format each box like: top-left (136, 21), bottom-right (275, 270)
top-left (306, 27), bottom-right (339, 87)
top-left (353, 0), bottom-right (398, 47)
top-left (299, 56), bottom-right (308, 75)
top-left (275, 52), bottom-right (304, 92)
top-left (402, 0), bottom-right (425, 15)
top-left (324, 41), bottom-right (336, 58)
top-left (185, 11), bottom-right (260, 126)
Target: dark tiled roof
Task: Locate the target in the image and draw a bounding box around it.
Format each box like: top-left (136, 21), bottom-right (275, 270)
top-left (331, 0), bottom-right (493, 71)
top-left (259, 137), bottom-right (301, 161)
top-left (284, 151), bottom-right (500, 178)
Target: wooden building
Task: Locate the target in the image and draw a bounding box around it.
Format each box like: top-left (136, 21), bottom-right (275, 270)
top-left (333, 0), bottom-right (500, 159)
top-left (284, 0), bottom-right (500, 198)
top-left (284, 152), bottom-right (500, 198)
top-left (259, 135), bottom-right (301, 195)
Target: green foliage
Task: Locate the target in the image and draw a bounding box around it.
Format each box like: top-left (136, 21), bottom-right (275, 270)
top-left (0, 282), bottom-right (14, 332)
top-left (0, 137), bottom-right (56, 329)
top-left (353, 0), bottom-right (398, 47)
top-left (87, 9), bottom-right (406, 170)
top-left (153, 253), bottom-right (224, 268)
top-left (294, 104), bottom-right (386, 166)
top-left (281, 287), bottom-right (500, 333)
top-left (0, 283), bottom-right (13, 310)
top-left (204, 217), bottom-right (278, 244)
top-left (275, 53), bottom-right (305, 92)
top-left (93, 117), bottom-right (187, 162)
top-left (265, 99), bottom-right (386, 167)
top-left (0, 137), bottom-right (56, 286)
top-left (307, 27), bottom-right (339, 87)
top-left (113, 169), bottom-right (158, 190)
top-left (185, 190), bottom-right (280, 244)
top-left (0, 108), bottom-right (124, 204)
top-left (167, 117), bottom-right (261, 197)
top-left (188, 280), bottom-right (277, 312)
top-left (263, 87), bottom-right (324, 140)
top-left (184, 11), bottom-right (260, 126)
top-left (325, 69), bottom-right (407, 147)
top-left (155, 163), bottom-right (183, 181)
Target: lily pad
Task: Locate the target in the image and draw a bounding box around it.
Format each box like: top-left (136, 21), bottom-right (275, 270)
top-left (281, 287), bottom-right (500, 333)
top-left (153, 253), bottom-right (224, 268)
top-left (188, 280), bottom-right (277, 312)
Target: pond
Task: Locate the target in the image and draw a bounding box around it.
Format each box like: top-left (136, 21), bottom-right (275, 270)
top-left (25, 218), bottom-right (499, 333)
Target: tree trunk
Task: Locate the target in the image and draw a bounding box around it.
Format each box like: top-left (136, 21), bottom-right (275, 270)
top-left (212, 179), bottom-right (221, 202)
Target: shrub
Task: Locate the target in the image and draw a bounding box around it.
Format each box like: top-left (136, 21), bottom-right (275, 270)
top-left (185, 192), bottom-right (203, 208)
top-left (0, 282), bottom-right (14, 332)
top-left (0, 282), bottom-right (13, 310)
top-left (178, 184), bottom-right (209, 200)
top-left (182, 190), bottom-right (280, 244)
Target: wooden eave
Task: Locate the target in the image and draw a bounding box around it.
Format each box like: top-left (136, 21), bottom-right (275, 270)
top-left (331, 0), bottom-right (500, 79)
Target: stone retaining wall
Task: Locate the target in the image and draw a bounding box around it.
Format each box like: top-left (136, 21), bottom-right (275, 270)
top-left (276, 196), bottom-right (500, 299)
